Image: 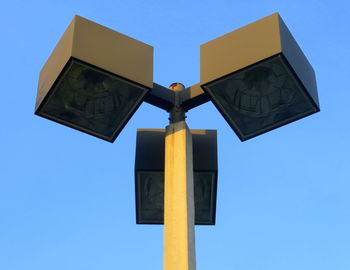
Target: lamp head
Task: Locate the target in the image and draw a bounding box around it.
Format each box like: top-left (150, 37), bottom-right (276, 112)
top-left (200, 13), bottom-right (319, 141)
top-left (35, 15), bottom-right (153, 142)
top-left (135, 129), bottom-right (218, 225)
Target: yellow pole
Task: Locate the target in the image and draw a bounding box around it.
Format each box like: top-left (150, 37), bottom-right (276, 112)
top-left (164, 120), bottom-right (196, 270)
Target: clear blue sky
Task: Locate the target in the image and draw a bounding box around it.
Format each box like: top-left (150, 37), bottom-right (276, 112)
top-left (1, 0), bottom-right (349, 269)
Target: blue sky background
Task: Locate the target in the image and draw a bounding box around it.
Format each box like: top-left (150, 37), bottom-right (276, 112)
top-left (1, 0), bottom-right (350, 269)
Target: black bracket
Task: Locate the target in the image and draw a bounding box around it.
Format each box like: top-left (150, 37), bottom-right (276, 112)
top-left (143, 82), bottom-right (211, 119)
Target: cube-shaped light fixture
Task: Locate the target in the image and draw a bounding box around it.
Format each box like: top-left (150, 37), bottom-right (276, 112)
top-left (35, 15), bottom-right (153, 142)
top-left (201, 13), bottom-right (319, 141)
top-left (135, 129), bottom-right (218, 225)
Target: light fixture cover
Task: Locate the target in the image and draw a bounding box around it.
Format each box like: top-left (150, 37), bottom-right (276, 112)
top-left (135, 129), bottom-right (218, 225)
top-left (200, 13), bottom-right (319, 141)
top-left (35, 15), bottom-right (153, 142)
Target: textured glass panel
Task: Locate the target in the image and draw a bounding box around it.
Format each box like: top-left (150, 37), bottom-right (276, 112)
top-left (138, 171), bottom-right (164, 223)
top-left (204, 55), bottom-right (317, 140)
top-left (136, 171), bottom-right (216, 225)
top-left (40, 59), bottom-right (148, 140)
top-left (193, 172), bottom-right (216, 224)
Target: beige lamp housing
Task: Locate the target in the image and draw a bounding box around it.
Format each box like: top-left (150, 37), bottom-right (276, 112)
top-left (35, 15), bottom-right (153, 142)
top-left (201, 13), bottom-right (319, 141)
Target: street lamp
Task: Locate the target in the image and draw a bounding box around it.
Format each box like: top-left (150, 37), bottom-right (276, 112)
top-left (35, 13), bottom-right (319, 270)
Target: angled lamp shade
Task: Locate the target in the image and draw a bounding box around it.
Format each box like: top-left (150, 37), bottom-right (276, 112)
top-left (200, 13), bottom-right (319, 141)
top-left (35, 15), bottom-right (153, 142)
top-left (135, 129), bottom-right (218, 225)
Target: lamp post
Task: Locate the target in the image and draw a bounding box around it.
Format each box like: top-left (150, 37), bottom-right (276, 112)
top-left (35, 13), bottom-right (319, 270)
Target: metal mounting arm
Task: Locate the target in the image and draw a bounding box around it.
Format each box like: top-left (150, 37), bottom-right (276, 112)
top-left (143, 82), bottom-right (211, 113)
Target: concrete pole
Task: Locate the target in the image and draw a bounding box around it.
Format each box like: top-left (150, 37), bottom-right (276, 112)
top-left (164, 120), bottom-right (196, 270)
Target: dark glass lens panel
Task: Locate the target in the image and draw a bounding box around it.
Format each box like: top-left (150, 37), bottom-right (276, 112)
top-left (203, 55), bottom-right (318, 140)
top-left (194, 172), bottom-right (216, 224)
top-left (136, 171), bottom-right (217, 225)
top-left (39, 59), bottom-right (148, 141)
top-left (138, 172), bottom-right (164, 224)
